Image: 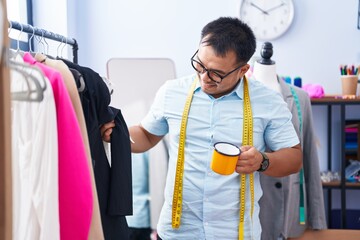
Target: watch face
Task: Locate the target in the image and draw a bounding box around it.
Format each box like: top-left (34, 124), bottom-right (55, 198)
top-left (261, 159), bottom-right (269, 170)
top-left (239, 0), bottom-right (295, 41)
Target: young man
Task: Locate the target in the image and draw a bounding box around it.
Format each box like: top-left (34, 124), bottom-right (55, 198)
top-left (101, 17), bottom-right (302, 240)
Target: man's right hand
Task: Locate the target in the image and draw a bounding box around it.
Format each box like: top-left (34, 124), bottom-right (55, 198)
top-left (100, 120), bottom-right (115, 142)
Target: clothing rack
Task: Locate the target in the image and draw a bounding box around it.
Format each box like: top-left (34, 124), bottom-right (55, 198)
top-left (9, 20), bottom-right (78, 63)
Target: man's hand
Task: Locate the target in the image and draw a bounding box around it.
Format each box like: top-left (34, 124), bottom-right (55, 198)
top-left (235, 145), bottom-right (262, 174)
top-left (100, 120), bottom-right (115, 142)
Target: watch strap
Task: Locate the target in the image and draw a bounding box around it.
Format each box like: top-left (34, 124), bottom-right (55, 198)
top-left (257, 151), bottom-right (269, 172)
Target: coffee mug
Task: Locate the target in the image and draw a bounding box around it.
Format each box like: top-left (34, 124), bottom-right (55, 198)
top-left (211, 142), bottom-right (241, 175)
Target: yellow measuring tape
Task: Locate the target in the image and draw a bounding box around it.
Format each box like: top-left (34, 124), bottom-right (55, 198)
top-left (172, 76), bottom-right (254, 240)
top-left (172, 77), bottom-right (198, 228)
top-left (239, 76), bottom-right (254, 240)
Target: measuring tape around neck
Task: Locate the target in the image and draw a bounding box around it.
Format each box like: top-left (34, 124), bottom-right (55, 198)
top-left (239, 76), bottom-right (254, 240)
top-left (172, 77), bottom-right (198, 228)
top-left (172, 76), bottom-right (255, 240)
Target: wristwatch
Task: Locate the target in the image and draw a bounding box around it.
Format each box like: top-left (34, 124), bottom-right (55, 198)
top-left (257, 152), bottom-right (270, 172)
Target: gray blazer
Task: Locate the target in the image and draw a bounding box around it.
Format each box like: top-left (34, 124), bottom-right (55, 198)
top-left (259, 80), bottom-right (327, 239)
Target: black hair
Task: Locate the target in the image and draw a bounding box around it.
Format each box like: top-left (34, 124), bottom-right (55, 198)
top-left (200, 17), bottom-right (256, 64)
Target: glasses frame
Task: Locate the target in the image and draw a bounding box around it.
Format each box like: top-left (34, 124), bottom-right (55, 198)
top-left (191, 50), bottom-right (244, 84)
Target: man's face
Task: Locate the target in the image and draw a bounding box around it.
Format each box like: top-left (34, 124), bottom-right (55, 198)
top-left (194, 45), bottom-right (249, 98)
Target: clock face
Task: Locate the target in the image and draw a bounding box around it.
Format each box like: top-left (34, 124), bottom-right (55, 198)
top-left (239, 0), bottom-right (295, 41)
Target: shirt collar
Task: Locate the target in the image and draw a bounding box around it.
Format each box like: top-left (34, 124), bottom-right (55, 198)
top-left (234, 76), bottom-right (245, 100)
top-left (193, 74), bottom-right (245, 100)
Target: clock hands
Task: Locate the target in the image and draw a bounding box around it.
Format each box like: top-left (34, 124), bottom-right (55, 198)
top-left (266, 3), bottom-right (286, 13)
top-left (250, 3), bottom-right (269, 15)
top-left (249, 1), bottom-right (287, 15)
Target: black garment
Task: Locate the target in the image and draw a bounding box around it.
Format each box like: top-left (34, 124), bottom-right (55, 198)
top-left (129, 227), bottom-right (152, 240)
top-left (62, 59), bottom-right (132, 240)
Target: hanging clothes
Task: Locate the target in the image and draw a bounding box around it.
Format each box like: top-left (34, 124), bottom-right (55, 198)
top-left (10, 55), bottom-right (60, 240)
top-left (23, 53), bottom-right (93, 240)
top-left (259, 79), bottom-right (327, 239)
top-left (61, 59), bottom-right (132, 240)
top-left (33, 53), bottom-right (104, 240)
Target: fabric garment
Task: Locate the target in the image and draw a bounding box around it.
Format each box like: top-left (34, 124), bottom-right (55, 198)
top-left (11, 62), bottom-right (59, 240)
top-left (259, 79), bottom-right (327, 239)
top-left (23, 53), bottom-right (93, 240)
top-left (129, 227), bottom-right (152, 240)
top-left (126, 152), bottom-right (151, 228)
top-left (34, 53), bottom-right (104, 240)
top-left (148, 139), bottom-right (168, 230)
top-left (61, 59), bottom-right (132, 240)
top-left (141, 74), bottom-right (299, 240)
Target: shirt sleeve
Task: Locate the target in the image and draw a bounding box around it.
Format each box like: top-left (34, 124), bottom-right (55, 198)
top-left (141, 82), bottom-right (169, 136)
top-left (264, 95), bottom-right (300, 151)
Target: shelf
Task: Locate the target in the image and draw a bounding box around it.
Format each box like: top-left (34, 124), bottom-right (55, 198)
top-left (322, 181), bottom-right (360, 189)
top-left (311, 96), bottom-right (360, 105)
top-left (311, 97), bottom-right (360, 229)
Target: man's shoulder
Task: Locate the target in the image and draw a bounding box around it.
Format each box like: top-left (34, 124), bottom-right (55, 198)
top-left (165, 74), bottom-right (196, 86)
top-left (248, 78), bottom-right (283, 101)
top-left (161, 74), bottom-right (197, 94)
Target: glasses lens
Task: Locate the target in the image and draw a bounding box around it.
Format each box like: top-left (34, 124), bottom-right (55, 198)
top-left (191, 59), bottom-right (222, 83)
top-left (207, 71), bottom-right (222, 83)
top-left (191, 59), bottom-right (204, 73)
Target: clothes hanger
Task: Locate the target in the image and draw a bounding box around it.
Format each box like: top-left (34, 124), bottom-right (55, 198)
top-left (56, 36), bottom-right (64, 57)
top-left (7, 22), bottom-right (46, 102)
top-left (42, 30), bottom-right (49, 55)
top-left (34, 27), bottom-right (45, 54)
top-left (15, 23), bottom-right (23, 54)
top-left (8, 21), bottom-right (26, 60)
top-left (56, 37), bottom-right (85, 92)
top-left (69, 67), bottom-right (86, 93)
top-left (28, 24), bottom-right (35, 55)
top-left (9, 60), bottom-right (45, 102)
top-left (60, 37), bottom-right (67, 58)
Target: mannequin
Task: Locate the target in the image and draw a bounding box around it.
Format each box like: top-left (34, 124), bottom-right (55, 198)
top-left (252, 42), bottom-right (281, 93)
top-left (256, 42), bottom-right (327, 239)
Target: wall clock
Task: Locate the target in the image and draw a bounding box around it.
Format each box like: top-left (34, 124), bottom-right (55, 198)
top-left (239, 0), bottom-right (295, 41)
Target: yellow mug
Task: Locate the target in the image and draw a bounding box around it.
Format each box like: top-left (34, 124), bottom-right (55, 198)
top-left (211, 142), bottom-right (241, 175)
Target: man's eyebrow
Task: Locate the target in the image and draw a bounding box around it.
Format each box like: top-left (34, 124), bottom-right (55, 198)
top-left (196, 55), bottom-right (226, 75)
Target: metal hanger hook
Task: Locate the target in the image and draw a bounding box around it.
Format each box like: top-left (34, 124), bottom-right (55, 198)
top-left (42, 30), bottom-right (49, 54)
top-left (57, 36), bottom-right (64, 57)
top-left (16, 23), bottom-right (24, 52)
top-left (61, 37), bottom-right (67, 57)
top-left (28, 24), bottom-right (35, 53)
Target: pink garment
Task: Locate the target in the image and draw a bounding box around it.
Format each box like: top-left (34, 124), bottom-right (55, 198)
top-left (23, 53), bottom-right (93, 240)
top-left (302, 83), bottom-right (325, 98)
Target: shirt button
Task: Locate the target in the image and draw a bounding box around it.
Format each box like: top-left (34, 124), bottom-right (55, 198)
top-left (205, 222), bottom-right (209, 226)
top-left (205, 198), bottom-right (209, 201)
top-left (208, 172), bottom-right (212, 176)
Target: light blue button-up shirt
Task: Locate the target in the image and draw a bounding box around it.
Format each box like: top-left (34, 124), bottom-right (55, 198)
top-left (141, 74), bottom-right (299, 240)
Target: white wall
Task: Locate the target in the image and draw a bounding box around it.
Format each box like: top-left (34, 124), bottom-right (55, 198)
top-left (30, 0), bottom-right (360, 95)
top-left (66, 0), bottom-right (360, 95)
top-left (31, 0), bottom-right (69, 57)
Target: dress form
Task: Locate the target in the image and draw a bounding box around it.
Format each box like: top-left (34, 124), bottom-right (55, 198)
top-left (252, 42), bottom-right (281, 93)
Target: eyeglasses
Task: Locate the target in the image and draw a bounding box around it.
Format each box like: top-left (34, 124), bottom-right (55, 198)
top-left (191, 50), bottom-right (243, 84)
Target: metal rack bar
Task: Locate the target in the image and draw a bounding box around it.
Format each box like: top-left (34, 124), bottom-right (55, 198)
top-left (9, 20), bottom-right (78, 63)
